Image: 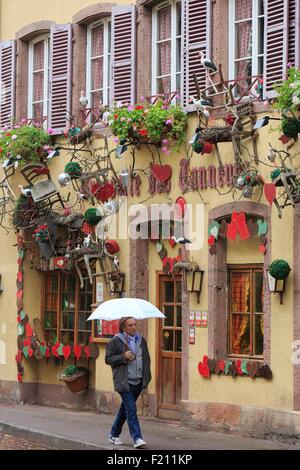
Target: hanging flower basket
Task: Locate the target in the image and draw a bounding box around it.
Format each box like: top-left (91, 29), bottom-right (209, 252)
top-left (57, 366), bottom-right (89, 394)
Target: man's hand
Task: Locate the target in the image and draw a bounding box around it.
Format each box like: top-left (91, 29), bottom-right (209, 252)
top-left (123, 351), bottom-right (135, 361)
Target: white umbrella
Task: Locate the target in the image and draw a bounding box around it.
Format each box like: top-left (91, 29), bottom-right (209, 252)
top-left (87, 298), bottom-right (165, 321)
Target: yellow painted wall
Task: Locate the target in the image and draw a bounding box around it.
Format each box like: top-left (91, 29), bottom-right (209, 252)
top-left (0, 0), bottom-right (297, 413)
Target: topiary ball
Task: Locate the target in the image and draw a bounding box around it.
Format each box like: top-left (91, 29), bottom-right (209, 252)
top-left (84, 208), bottom-right (102, 226)
top-left (65, 162), bottom-right (82, 179)
top-left (269, 259), bottom-right (291, 280)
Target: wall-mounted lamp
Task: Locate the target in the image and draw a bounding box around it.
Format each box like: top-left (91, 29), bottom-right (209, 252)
top-left (183, 267), bottom-right (204, 303)
top-left (266, 259), bottom-right (291, 305)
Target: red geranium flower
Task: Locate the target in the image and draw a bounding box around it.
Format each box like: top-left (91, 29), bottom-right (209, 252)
top-left (5, 132), bottom-right (11, 137)
top-left (114, 114), bottom-right (119, 120)
top-left (135, 106), bottom-right (144, 110)
top-left (138, 129), bottom-right (148, 137)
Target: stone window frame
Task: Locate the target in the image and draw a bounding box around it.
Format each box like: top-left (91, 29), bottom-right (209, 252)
top-left (72, 3), bottom-right (115, 120)
top-left (15, 21), bottom-right (55, 123)
top-left (208, 201), bottom-right (271, 366)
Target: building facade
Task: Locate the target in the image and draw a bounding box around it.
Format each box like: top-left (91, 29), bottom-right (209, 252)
top-left (1, 0), bottom-right (300, 440)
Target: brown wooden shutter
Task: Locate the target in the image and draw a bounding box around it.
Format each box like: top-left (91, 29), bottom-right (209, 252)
top-left (0, 40), bottom-right (16, 127)
top-left (181, 0), bottom-right (212, 111)
top-left (49, 24), bottom-right (72, 134)
top-left (288, 0), bottom-right (300, 68)
top-left (263, 0), bottom-right (289, 99)
top-left (111, 4), bottom-right (136, 105)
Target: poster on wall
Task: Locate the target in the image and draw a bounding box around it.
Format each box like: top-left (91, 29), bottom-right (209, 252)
top-left (195, 311), bottom-right (201, 327)
top-left (201, 311), bottom-right (208, 328)
top-left (189, 327), bottom-right (195, 344)
top-left (189, 311), bottom-right (195, 326)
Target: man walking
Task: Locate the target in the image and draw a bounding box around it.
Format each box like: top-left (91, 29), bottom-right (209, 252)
top-left (105, 317), bottom-right (151, 448)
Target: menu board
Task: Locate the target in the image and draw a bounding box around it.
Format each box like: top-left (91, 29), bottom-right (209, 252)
top-left (92, 319), bottom-right (119, 342)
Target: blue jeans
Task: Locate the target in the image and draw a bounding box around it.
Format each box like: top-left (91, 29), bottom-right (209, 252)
top-left (111, 381), bottom-right (143, 442)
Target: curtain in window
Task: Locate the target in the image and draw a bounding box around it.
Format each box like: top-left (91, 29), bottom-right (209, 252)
top-left (236, 0), bottom-right (252, 83)
top-left (158, 5), bottom-right (172, 93)
top-left (91, 25), bottom-right (104, 108)
top-left (231, 272), bottom-right (250, 354)
top-left (33, 40), bottom-right (44, 118)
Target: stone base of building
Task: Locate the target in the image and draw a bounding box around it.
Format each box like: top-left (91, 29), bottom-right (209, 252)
top-left (181, 399), bottom-right (300, 442)
top-left (0, 380), bottom-right (154, 417)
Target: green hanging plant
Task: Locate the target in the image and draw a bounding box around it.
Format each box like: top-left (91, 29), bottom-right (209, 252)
top-left (65, 162), bottom-right (83, 179)
top-left (269, 259), bottom-right (291, 280)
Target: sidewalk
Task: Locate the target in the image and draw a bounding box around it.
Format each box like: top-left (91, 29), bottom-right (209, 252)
top-left (0, 402), bottom-right (299, 450)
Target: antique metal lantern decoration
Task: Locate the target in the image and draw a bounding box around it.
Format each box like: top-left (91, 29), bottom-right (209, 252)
top-left (266, 259), bottom-right (291, 304)
top-left (183, 265), bottom-right (204, 303)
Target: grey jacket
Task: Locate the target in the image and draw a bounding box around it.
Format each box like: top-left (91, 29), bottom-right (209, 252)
top-left (105, 335), bottom-right (151, 392)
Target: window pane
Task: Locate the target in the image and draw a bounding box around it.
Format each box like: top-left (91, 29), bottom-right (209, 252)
top-left (79, 313), bottom-right (86, 331)
top-left (157, 76), bottom-right (171, 94)
top-left (164, 281), bottom-right (174, 302)
top-left (175, 281), bottom-right (182, 303)
top-left (258, 56), bottom-right (264, 75)
top-left (176, 2), bottom-right (181, 36)
top-left (34, 40), bottom-right (44, 70)
top-left (235, 21), bottom-right (252, 59)
top-left (231, 272), bottom-right (250, 313)
top-left (92, 57), bottom-right (104, 90)
top-left (157, 41), bottom-right (171, 77)
top-left (33, 102), bottom-right (44, 120)
top-left (176, 306), bottom-right (182, 327)
top-left (158, 5), bottom-right (171, 40)
top-left (176, 38), bottom-right (181, 73)
top-left (163, 329), bottom-right (173, 351)
top-left (108, 22), bottom-right (112, 53)
top-left (164, 305), bottom-right (174, 326)
top-left (236, 0), bottom-right (252, 21)
top-left (91, 91), bottom-right (103, 108)
top-left (61, 330), bottom-right (74, 345)
top-left (258, 17), bottom-right (264, 54)
top-left (175, 330), bottom-right (182, 352)
top-left (45, 293), bottom-right (57, 311)
top-left (254, 314), bottom-right (264, 356)
top-left (92, 24), bottom-right (104, 57)
top-left (254, 271), bottom-right (264, 312)
top-left (258, 0), bottom-right (264, 16)
top-left (230, 314), bottom-right (250, 355)
top-left (33, 72), bottom-right (44, 101)
top-left (44, 311), bottom-right (57, 330)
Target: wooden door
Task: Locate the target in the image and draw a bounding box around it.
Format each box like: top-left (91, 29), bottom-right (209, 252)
top-left (157, 274), bottom-right (182, 418)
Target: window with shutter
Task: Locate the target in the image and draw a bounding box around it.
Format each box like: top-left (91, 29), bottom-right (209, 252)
top-left (0, 40), bottom-right (16, 127)
top-left (49, 24), bottom-right (72, 134)
top-left (86, 19), bottom-right (111, 109)
top-left (28, 35), bottom-right (50, 124)
top-left (263, 0), bottom-right (289, 99)
top-left (111, 5), bottom-right (136, 105)
top-left (288, 0), bottom-right (299, 68)
top-left (228, 0), bottom-right (265, 97)
top-left (181, 0), bottom-right (211, 111)
top-left (152, 1), bottom-right (182, 98)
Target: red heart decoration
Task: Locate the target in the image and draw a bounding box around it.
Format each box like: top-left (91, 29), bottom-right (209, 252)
top-left (62, 345), bottom-right (71, 360)
top-left (259, 244), bottom-right (266, 254)
top-left (45, 347), bottom-right (50, 358)
top-left (17, 373), bottom-right (23, 383)
top-left (23, 338), bottom-right (30, 347)
top-left (169, 238), bottom-right (176, 248)
top-left (15, 352), bottom-right (22, 363)
top-left (264, 183), bottom-right (276, 206)
top-left (25, 323), bottom-right (33, 338)
top-left (28, 347), bottom-right (33, 358)
top-left (236, 360), bottom-right (243, 376)
top-left (17, 271), bottom-right (23, 282)
top-left (96, 183), bottom-right (116, 202)
top-left (152, 164), bottom-right (172, 184)
top-left (17, 315), bottom-right (21, 323)
top-left (84, 346), bottom-right (91, 360)
top-left (208, 235), bottom-right (216, 246)
top-left (74, 345), bottom-right (82, 361)
top-left (226, 221), bottom-right (238, 241)
top-left (197, 355), bottom-right (210, 378)
top-left (51, 345), bottom-right (59, 358)
top-left (218, 360), bottom-right (225, 372)
top-left (175, 197), bottom-right (187, 218)
top-left (17, 289), bottom-right (23, 299)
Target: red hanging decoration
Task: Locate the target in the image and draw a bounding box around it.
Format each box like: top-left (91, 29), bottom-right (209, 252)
top-left (25, 323), bottom-right (33, 338)
top-left (84, 346), bottom-right (91, 360)
top-left (198, 355), bottom-right (210, 378)
top-left (74, 345), bottom-right (82, 361)
top-left (62, 345), bottom-right (71, 360)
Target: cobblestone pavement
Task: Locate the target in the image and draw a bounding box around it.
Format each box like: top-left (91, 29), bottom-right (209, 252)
top-left (0, 433), bottom-right (53, 450)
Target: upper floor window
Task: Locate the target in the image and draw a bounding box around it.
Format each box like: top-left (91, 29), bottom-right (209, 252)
top-left (228, 266), bottom-right (264, 358)
top-left (86, 19), bottom-right (111, 108)
top-left (152, 0), bottom-right (181, 96)
top-left (28, 35), bottom-right (50, 121)
top-left (228, 0), bottom-right (264, 94)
